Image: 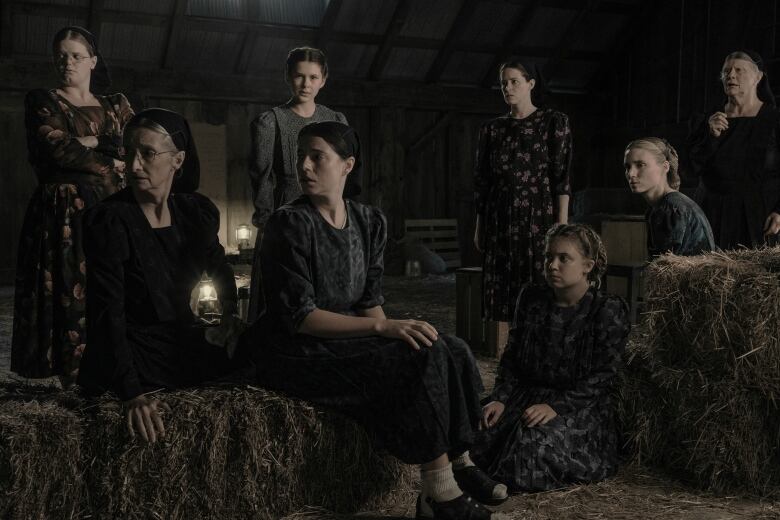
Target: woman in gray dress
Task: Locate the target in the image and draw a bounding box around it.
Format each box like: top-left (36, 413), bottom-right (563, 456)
top-left (248, 47), bottom-right (353, 321)
top-left (246, 122), bottom-right (507, 519)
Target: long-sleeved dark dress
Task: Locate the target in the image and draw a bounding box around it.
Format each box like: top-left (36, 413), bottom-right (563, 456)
top-left (646, 191), bottom-right (716, 257)
top-left (244, 196), bottom-right (485, 464)
top-left (12, 89), bottom-right (133, 379)
top-left (474, 108), bottom-right (573, 322)
top-left (688, 104), bottom-right (780, 249)
top-left (471, 285), bottom-right (629, 492)
top-left (77, 189), bottom-right (237, 400)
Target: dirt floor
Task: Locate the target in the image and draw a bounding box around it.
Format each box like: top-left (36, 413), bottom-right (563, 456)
top-left (1, 277), bottom-right (779, 519)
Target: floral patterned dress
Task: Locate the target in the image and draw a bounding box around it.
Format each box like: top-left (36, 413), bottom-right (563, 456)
top-left (474, 108), bottom-right (572, 321)
top-left (471, 285), bottom-right (629, 491)
top-left (12, 89), bottom-right (133, 379)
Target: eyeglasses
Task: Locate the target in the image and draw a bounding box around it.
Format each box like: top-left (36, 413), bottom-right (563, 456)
top-left (54, 53), bottom-right (92, 64)
top-left (119, 146), bottom-right (178, 163)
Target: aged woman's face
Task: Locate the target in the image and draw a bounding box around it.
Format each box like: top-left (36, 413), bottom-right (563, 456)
top-left (124, 127), bottom-right (184, 196)
top-left (721, 58), bottom-right (763, 98)
top-left (54, 38), bottom-right (96, 88)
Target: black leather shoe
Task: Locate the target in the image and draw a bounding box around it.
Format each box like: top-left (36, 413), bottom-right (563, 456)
top-left (453, 466), bottom-right (509, 506)
top-left (415, 492), bottom-right (493, 519)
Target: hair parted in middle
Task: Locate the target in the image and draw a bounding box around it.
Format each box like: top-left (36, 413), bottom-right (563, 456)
top-left (545, 223), bottom-right (608, 288)
top-left (625, 137), bottom-right (681, 190)
top-left (285, 46), bottom-right (329, 79)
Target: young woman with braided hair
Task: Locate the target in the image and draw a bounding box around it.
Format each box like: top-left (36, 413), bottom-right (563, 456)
top-left (471, 223), bottom-right (630, 492)
top-left (625, 138), bottom-right (715, 257)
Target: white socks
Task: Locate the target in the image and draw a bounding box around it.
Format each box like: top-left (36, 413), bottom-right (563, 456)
top-left (421, 463), bottom-right (462, 503)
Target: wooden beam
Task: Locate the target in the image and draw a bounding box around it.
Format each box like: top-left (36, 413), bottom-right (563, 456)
top-left (407, 112), bottom-right (457, 154)
top-left (539, 0), bottom-right (633, 15)
top-left (87, 0), bottom-right (105, 42)
top-left (480, 0), bottom-right (543, 88)
top-left (542, 1), bottom-right (599, 82)
top-left (425, 0), bottom-right (478, 83)
top-left (585, 1), bottom-right (650, 95)
top-left (0, 1), bottom-right (12, 57)
top-left (233, 0), bottom-right (261, 75)
top-left (161, 0), bottom-right (188, 69)
top-left (369, 0), bottom-right (413, 81)
top-left (315, 0), bottom-right (344, 51)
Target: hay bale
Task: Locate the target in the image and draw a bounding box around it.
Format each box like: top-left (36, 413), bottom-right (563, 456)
top-left (620, 247), bottom-right (780, 496)
top-left (0, 385), bottom-right (414, 519)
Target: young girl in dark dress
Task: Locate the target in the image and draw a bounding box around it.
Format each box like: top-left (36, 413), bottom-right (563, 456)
top-left (245, 122), bottom-right (507, 519)
top-left (12, 26), bottom-right (134, 386)
top-left (77, 109), bottom-right (241, 443)
top-left (625, 138), bottom-right (715, 257)
top-left (472, 224), bottom-right (630, 492)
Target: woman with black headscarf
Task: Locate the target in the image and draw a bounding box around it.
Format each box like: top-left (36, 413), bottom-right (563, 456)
top-left (77, 109), bottom-right (241, 443)
top-left (12, 26), bottom-right (134, 387)
top-left (474, 58), bottom-right (573, 324)
top-left (244, 121), bottom-right (507, 519)
top-left (688, 50), bottom-right (780, 249)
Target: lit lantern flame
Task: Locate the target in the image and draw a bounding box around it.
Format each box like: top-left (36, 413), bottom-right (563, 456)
top-left (198, 280), bottom-right (217, 302)
top-left (236, 224), bottom-right (252, 249)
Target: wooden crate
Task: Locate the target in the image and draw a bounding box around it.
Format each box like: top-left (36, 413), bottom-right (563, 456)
top-left (455, 267), bottom-right (508, 358)
top-left (405, 218), bottom-right (461, 269)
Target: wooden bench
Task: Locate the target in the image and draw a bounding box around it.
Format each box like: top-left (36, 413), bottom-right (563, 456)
top-left (404, 218), bottom-right (461, 270)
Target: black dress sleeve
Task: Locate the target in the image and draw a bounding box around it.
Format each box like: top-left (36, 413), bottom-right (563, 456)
top-left (248, 111), bottom-right (277, 228)
top-left (490, 286), bottom-right (530, 403)
top-left (193, 193), bottom-right (237, 305)
top-left (355, 207), bottom-right (387, 309)
top-left (547, 111), bottom-right (572, 197)
top-left (549, 296), bottom-right (630, 415)
top-left (79, 205), bottom-right (142, 400)
top-left (687, 111), bottom-right (719, 179)
top-left (260, 208), bottom-right (317, 334)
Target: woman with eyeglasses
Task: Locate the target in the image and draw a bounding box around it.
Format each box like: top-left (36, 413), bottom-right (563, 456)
top-left (77, 109), bottom-right (242, 443)
top-left (12, 26), bottom-right (134, 387)
top-left (688, 50), bottom-right (780, 249)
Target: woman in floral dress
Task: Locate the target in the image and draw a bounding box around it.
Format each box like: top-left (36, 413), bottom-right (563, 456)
top-left (474, 58), bottom-right (573, 322)
top-left (12, 26), bottom-right (133, 385)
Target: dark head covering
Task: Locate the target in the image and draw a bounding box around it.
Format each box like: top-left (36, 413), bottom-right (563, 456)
top-left (740, 50), bottom-right (775, 106)
top-left (499, 57), bottom-right (548, 107)
top-left (52, 26), bottom-right (112, 94)
top-left (298, 121), bottom-right (362, 198)
top-left (125, 108), bottom-right (200, 193)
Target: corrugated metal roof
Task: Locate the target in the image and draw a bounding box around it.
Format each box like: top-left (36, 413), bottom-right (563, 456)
top-left (516, 7), bottom-right (578, 47)
top-left (324, 42), bottom-right (378, 79)
top-left (251, 0), bottom-right (328, 26)
top-left (399, 0), bottom-right (462, 40)
top-left (458, 1), bottom-right (523, 47)
top-left (12, 13), bottom-right (89, 56)
top-left (100, 22), bottom-right (166, 63)
top-left (15, 0), bottom-right (89, 7)
top-left (440, 51), bottom-right (495, 85)
top-left (246, 35), bottom-right (313, 75)
top-left (103, 0), bottom-right (173, 15)
top-left (187, 0), bottom-right (244, 19)
top-left (381, 47), bottom-right (438, 80)
top-left (333, 0), bottom-right (398, 35)
top-left (174, 27), bottom-right (243, 73)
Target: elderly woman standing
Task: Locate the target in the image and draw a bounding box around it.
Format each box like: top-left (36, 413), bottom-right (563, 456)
top-left (474, 58), bottom-right (573, 324)
top-left (12, 26), bottom-right (133, 386)
top-left (688, 50), bottom-right (780, 249)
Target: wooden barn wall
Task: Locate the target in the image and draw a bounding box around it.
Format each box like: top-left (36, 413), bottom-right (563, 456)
top-left (584, 0), bottom-right (780, 195)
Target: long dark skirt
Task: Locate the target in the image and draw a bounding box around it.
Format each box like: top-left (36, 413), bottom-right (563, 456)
top-left (253, 333), bottom-right (484, 465)
top-left (471, 390), bottom-right (619, 492)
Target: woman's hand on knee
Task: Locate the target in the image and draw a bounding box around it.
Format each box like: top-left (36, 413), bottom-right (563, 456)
top-left (125, 394), bottom-right (171, 443)
top-left (763, 212), bottom-right (780, 237)
top-left (481, 400), bottom-right (505, 429)
top-left (522, 403), bottom-right (557, 428)
top-left (375, 319), bottom-right (438, 350)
